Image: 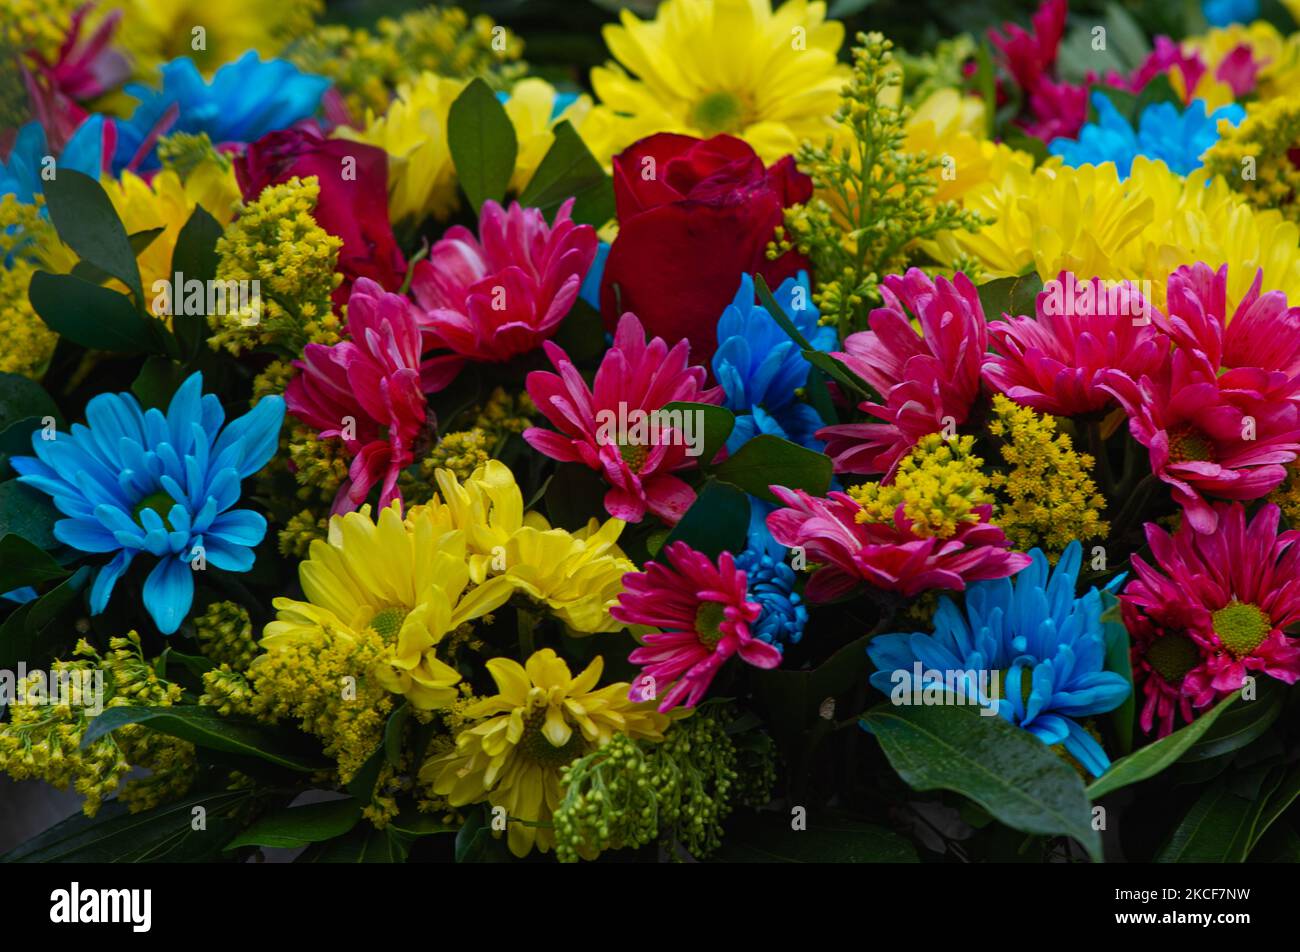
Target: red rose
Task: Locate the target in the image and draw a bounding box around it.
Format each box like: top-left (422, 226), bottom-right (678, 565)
top-left (235, 123), bottom-right (406, 300)
top-left (600, 133), bottom-right (812, 363)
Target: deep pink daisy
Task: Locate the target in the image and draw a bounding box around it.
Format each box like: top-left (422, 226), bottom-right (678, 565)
top-left (817, 269), bottom-right (987, 476)
top-left (1159, 263), bottom-right (1300, 402)
top-left (983, 271), bottom-right (1169, 417)
top-left (764, 486), bottom-right (1030, 601)
top-left (286, 278), bottom-right (430, 514)
top-left (523, 312), bottom-right (721, 525)
top-left (1102, 349), bottom-right (1300, 533)
top-left (411, 198), bottom-right (597, 367)
top-left (1122, 503), bottom-right (1300, 736)
top-left (612, 542), bottom-right (776, 712)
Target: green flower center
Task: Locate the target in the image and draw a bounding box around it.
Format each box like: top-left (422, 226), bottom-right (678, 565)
top-left (520, 711), bottom-right (587, 767)
top-left (1145, 631), bottom-right (1202, 685)
top-left (1167, 426), bottom-right (1216, 464)
top-left (369, 607), bottom-right (409, 640)
top-left (694, 600), bottom-right (727, 648)
top-left (619, 441), bottom-right (648, 473)
top-left (691, 91), bottom-right (749, 136)
top-left (132, 490), bottom-right (177, 530)
top-left (1210, 600), bottom-right (1272, 658)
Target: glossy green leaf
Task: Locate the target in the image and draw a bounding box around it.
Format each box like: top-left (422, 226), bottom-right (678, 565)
top-left (447, 78), bottom-right (517, 213)
top-left (30, 271), bottom-right (158, 353)
top-left (224, 797), bottom-right (362, 850)
top-left (713, 433), bottom-right (832, 503)
top-left (518, 120), bottom-right (614, 226)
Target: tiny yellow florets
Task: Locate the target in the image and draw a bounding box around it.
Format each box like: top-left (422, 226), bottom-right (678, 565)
top-left (1204, 98), bottom-right (1300, 222)
top-left (849, 433), bottom-right (992, 538)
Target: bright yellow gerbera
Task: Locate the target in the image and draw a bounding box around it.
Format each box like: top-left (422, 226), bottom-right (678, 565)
top-left (933, 156), bottom-right (1300, 310)
top-left (264, 503), bottom-right (514, 710)
top-left (422, 648), bottom-right (669, 857)
top-left (417, 461), bottom-right (635, 634)
top-left (101, 161), bottom-right (241, 297)
top-left (902, 88), bottom-right (1034, 205)
top-left (590, 0), bottom-right (848, 164)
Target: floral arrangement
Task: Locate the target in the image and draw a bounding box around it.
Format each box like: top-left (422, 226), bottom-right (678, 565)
top-left (2, 0), bottom-right (1300, 866)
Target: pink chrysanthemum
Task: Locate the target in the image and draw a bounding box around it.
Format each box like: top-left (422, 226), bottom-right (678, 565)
top-left (411, 198), bottom-right (597, 367)
top-left (817, 269), bottom-right (987, 476)
top-left (987, 0), bottom-right (1067, 91)
top-left (983, 272), bottom-right (1169, 417)
top-left (286, 278), bottom-right (429, 514)
top-left (613, 542), bottom-right (776, 712)
top-left (1122, 503), bottom-right (1300, 736)
top-left (523, 312), bottom-right (721, 525)
top-left (1159, 263), bottom-right (1300, 402)
top-left (1102, 350), bottom-right (1300, 533)
top-left (764, 486), bottom-right (1030, 601)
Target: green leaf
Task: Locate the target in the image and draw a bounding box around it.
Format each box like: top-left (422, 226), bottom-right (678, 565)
top-left (1178, 678), bottom-right (1285, 762)
top-left (713, 433), bottom-right (832, 504)
top-left (43, 169), bottom-right (144, 306)
top-left (1249, 765), bottom-right (1300, 856)
top-left (663, 478), bottom-right (749, 559)
top-left (171, 205), bottom-right (223, 359)
top-left (131, 355), bottom-right (189, 410)
top-left (663, 401), bottom-right (734, 467)
top-left (297, 824), bottom-right (410, 863)
top-left (0, 565), bottom-right (89, 671)
top-left (0, 532), bottom-right (69, 592)
top-left (1159, 766), bottom-right (1282, 862)
top-left (862, 701), bottom-right (1101, 859)
top-left (384, 702), bottom-right (410, 768)
top-left (976, 272), bottom-right (1044, 320)
top-left (1086, 690), bottom-right (1241, 800)
top-left (518, 120), bottom-right (614, 226)
top-left (714, 812), bottom-right (918, 862)
top-left (1100, 591), bottom-right (1134, 755)
top-left (389, 809), bottom-right (459, 837)
top-left (454, 806), bottom-right (512, 862)
top-left (752, 632), bottom-right (875, 757)
top-left (0, 480), bottom-right (60, 549)
top-left (0, 373), bottom-right (60, 435)
top-left (82, 706), bottom-right (332, 773)
top-left (224, 797), bottom-right (362, 850)
top-left (551, 297), bottom-right (607, 364)
top-left (30, 271), bottom-right (158, 353)
top-left (1, 789), bottom-right (253, 862)
top-left (447, 78), bottom-right (518, 214)
top-left (754, 273), bottom-right (874, 400)
top-left (1104, 3), bottom-right (1151, 72)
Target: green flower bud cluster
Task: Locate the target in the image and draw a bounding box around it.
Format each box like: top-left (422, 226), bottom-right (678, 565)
top-left (194, 601), bottom-right (259, 671)
top-left (553, 711), bottom-right (751, 862)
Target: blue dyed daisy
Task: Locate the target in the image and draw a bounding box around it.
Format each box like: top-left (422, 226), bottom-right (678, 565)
top-left (737, 547), bottom-right (808, 651)
top-left (866, 542), bottom-right (1130, 776)
top-left (1049, 92), bottom-right (1244, 179)
top-left (114, 53), bottom-right (329, 172)
top-left (713, 271), bottom-right (836, 454)
top-left (1204, 0), bottom-right (1258, 27)
top-left (11, 373), bottom-right (284, 634)
top-left (1, 116), bottom-right (111, 203)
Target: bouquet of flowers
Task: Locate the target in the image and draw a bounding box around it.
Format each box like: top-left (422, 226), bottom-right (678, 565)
top-left (2, 0), bottom-right (1300, 865)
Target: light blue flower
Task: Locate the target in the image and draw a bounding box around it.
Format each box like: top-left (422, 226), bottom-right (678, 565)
top-left (866, 542), bottom-right (1130, 776)
top-left (737, 547), bottom-right (807, 651)
top-left (579, 240), bottom-right (609, 310)
top-left (1, 115), bottom-right (111, 203)
top-left (1049, 92), bottom-right (1244, 179)
top-left (11, 373), bottom-right (284, 634)
top-left (1204, 0), bottom-right (1259, 27)
top-left (114, 53), bottom-right (329, 172)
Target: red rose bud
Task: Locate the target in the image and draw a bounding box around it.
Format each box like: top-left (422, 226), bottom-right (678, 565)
top-left (235, 123), bottom-right (406, 300)
top-left (599, 132), bottom-right (812, 363)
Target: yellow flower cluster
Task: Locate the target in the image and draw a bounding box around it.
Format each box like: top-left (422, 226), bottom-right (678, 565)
top-left (287, 5), bottom-right (525, 120)
top-left (1269, 464), bottom-right (1300, 527)
top-left (1204, 98), bottom-right (1300, 223)
top-left (2, 0), bottom-right (79, 59)
top-left (849, 434), bottom-right (993, 538)
top-left (401, 387), bottom-right (534, 494)
top-left (986, 395), bottom-right (1109, 556)
top-left (210, 176), bottom-right (342, 355)
top-left (193, 600), bottom-right (259, 671)
top-left (97, 0), bottom-right (322, 80)
top-left (0, 633), bottom-right (195, 817)
top-left (421, 649), bottom-right (670, 857)
top-left (0, 196), bottom-right (64, 379)
top-left (932, 156), bottom-right (1300, 311)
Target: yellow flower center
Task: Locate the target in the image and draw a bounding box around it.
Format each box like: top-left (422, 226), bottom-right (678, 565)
top-left (691, 90), bottom-right (750, 136)
top-left (694, 600), bottom-right (727, 648)
top-left (1210, 600), bottom-right (1272, 658)
top-left (1145, 631), bottom-right (1202, 684)
top-left (1168, 426), bottom-right (1215, 464)
top-left (369, 607), bottom-right (409, 641)
top-left (520, 710), bottom-right (586, 767)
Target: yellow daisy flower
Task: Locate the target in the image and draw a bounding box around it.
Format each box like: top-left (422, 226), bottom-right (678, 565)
top-left (264, 503), bottom-right (514, 710)
top-left (902, 88), bottom-right (1034, 205)
top-left (590, 0), bottom-right (849, 164)
top-left (422, 648), bottom-right (669, 857)
top-left (417, 461), bottom-right (636, 634)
